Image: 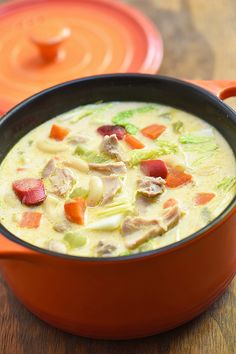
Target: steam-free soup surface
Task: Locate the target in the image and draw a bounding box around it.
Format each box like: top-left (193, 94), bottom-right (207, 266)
top-left (0, 102), bottom-right (235, 257)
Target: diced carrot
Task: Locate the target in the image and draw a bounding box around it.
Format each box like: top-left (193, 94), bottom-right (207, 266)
top-left (64, 197), bottom-right (87, 225)
top-left (163, 198), bottom-right (177, 209)
top-left (19, 212), bottom-right (42, 228)
top-left (166, 168), bottom-right (192, 188)
top-left (195, 193), bottom-right (215, 205)
top-left (49, 124), bottom-right (70, 141)
top-left (141, 124), bottom-right (166, 139)
top-left (124, 134), bottom-right (145, 149)
top-left (17, 168), bottom-right (27, 172)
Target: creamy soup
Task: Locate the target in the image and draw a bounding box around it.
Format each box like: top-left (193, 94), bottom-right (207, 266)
top-left (0, 102), bottom-right (235, 257)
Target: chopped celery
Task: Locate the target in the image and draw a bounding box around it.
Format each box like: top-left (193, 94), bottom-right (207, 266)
top-left (129, 141), bottom-right (178, 167)
top-left (172, 121), bottom-right (184, 134)
top-left (75, 144), bottom-right (110, 163)
top-left (64, 232), bottom-right (87, 248)
top-left (70, 187), bottom-right (88, 199)
top-left (216, 176), bottom-right (236, 192)
top-left (94, 197), bottom-right (134, 217)
top-left (87, 214), bottom-right (123, 231)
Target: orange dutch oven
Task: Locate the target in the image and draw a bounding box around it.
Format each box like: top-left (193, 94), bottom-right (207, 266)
top-left (0, 74), bottom-right (235, 339)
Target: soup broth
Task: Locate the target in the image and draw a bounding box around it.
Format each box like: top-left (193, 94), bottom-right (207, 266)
top-left (0, 102), bottom-right (235, 257)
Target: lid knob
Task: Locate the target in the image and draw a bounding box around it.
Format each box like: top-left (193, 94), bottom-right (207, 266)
top-left (30, 20), bottom-right (71, 62)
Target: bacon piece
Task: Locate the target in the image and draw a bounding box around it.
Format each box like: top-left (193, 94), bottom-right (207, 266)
top-left (97, 125), bottom-right (126, 140)
top-left (12, 178), bottom-right (46, 206)
top-left (140, 160), bottom-right (168, 179)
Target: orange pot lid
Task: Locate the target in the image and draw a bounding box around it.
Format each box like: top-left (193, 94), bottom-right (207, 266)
top-left (0, 0), bottom-right (163, 113)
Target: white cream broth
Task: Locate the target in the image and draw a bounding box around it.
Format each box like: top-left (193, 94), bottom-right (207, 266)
top-left (0, 102), bottom-right (235, 257)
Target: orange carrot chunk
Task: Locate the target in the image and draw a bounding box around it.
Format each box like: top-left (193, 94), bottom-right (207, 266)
top-left (64, 197), bottom-right (87, 225)
top-left (20, 212), bottom-right (42, 228)
top-left (166, 169), bottom-right (192, 188)
top-left (49, 124), bottom-right (70, 141)
top-left (141, 124), bottom-right (166, 139)
top-left (195, 193), bottom-right (215, 205)
top-left (124, 134), bottom-right (145, 149)
top-left (163, 198), bottom-right (177, 209)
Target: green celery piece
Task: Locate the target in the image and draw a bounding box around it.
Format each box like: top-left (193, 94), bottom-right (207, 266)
top-left (94, 197), bottom-right (134, 217)
top-left (70, 187), bottom-right (88, 199)
top-left (172, 121), bottom-right (184, 134)
top-left (216, 176), bottom-right (236, 192)
top-left (64, 233), bottom-right (87, 248)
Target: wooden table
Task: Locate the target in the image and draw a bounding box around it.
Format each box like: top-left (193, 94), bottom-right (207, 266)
top-left (0, 0), bottom-right (235, 353)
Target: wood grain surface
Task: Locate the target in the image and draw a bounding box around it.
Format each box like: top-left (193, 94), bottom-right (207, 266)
top-left (0, 0), bottom-right (235, 353)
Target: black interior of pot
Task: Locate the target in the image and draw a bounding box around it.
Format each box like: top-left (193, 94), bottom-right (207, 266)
top-left (0, 74), bottom-right (235, 163)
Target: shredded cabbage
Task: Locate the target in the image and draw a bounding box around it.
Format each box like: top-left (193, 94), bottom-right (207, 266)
top-left (179, 134), bottom-right (218, 152)
top-left (129, 140), bottom-right (178, 166)
top-left (74, 145), bottom-right (110, 163)
top-left (216, 176), bottom-right (236, 192)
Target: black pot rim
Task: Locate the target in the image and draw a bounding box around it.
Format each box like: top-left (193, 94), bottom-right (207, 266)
top-left (0, 73), bottom-right (235, 263)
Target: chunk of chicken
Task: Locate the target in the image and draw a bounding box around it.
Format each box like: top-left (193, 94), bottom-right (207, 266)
top-left (102, 175), bottom-right (122, 205)
top-left (100, 134), bottom-right (123, 160)
top-left (162, 204), bottom-right (182, 229)
top-left (42, 159), bottom-right (56, 178)
top-left (137, 176), bottom-right (166, 198)
top-left (89, 161), bottom-right (127, 175)
top-left (96, 241), bottom-right (117, 257)
top-left (122, 202), bottom-right (182, 250)
top-left (49, 168), bottom-right (75, 196)
top-left (121, 217), bottom-right (164, 250)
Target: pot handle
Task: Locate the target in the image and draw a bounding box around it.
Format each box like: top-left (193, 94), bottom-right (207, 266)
top-left (0, 233), bottom-right (35, 260)
top-left (188, 80), bottom-right (236, 100)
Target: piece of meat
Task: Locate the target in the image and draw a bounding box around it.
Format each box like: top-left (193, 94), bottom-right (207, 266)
top-left (100, 134), bottom-right (123, 160)
top-left (42, 159), bottom-right (56, 178)
top-left (89, 161), bottom-right (127, 175)
top-left (101, 175), bottom-right (122, 205)
top-left (96, 241), bottom-right (117, 256)
top-left (121, 216), bottom-right (164, 250)
top-left (122, 202), bottom-right (182, 250)
top-left (162, 204), bottom-right (182, 229)
top-left (140, 160), bottom-right (168, 179)
top-left (97, 125), bottom-right (126, 140)
top-left (12, 178), bottom-right (46, 206)
top-left (137, 176), bottom-right (166, 198)
top-left (49, 168), bottom-right (75, 196)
